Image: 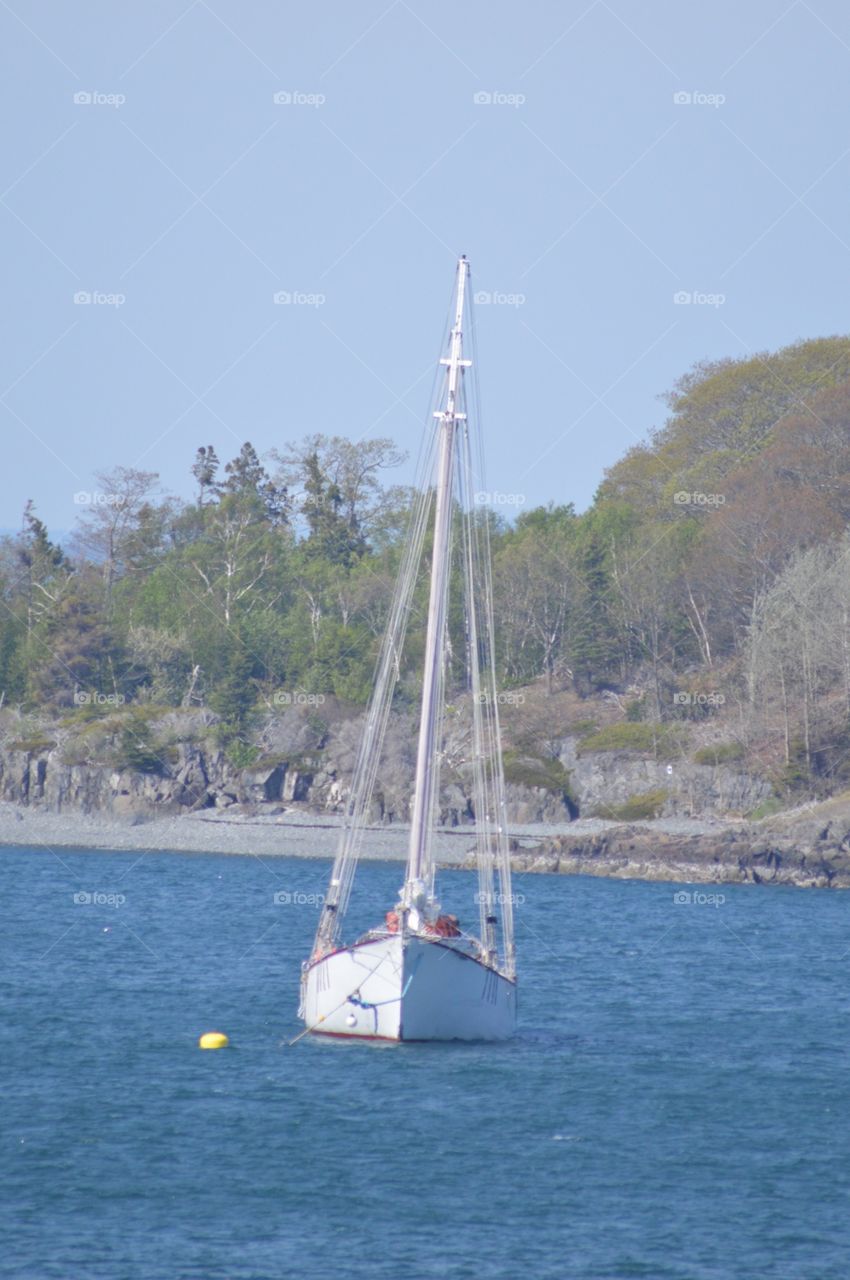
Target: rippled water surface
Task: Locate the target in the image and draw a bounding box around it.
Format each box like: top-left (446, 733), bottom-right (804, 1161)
top-left (2, 845), bottom-right (848, 1279)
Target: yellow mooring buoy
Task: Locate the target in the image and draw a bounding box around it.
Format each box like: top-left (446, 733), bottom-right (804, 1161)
top-left (198, 1031), bottom-right (229, 1050)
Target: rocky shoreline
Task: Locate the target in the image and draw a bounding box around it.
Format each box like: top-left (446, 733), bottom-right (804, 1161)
top-left (6, 797), bottom-right (850, 888)
top-left (3, 703), bottom-right (849, 888)
top-left (0, 802), bottom-right (467, 863)
top-left (498, 801), bottom-right (850, 889)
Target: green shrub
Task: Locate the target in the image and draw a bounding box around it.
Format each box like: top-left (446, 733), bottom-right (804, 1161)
top-left (503, 751), bottom-right (573, 796)
top-left (578, 721), bottom-right (684, 758)
top-left (503, 751), bottom-right (578, 816)
top-left (112, 724), bottom-right (177, 774)
top-left (227, 740), bottom-right (260, 770)
top-left (7, 737), bottom-right (56, 754)
top-left (595, 789), bottom-right (668, 821)
top-left (748, 797), bottom-right (784, 820)
top-left (58, 703), bottom-right (166, 730)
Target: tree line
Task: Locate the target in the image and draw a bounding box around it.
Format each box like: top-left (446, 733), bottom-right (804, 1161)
top-left (4, 333), bottom-right (850, 792)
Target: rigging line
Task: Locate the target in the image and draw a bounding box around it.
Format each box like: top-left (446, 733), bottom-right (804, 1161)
top-left (348, 974), bottom-right (413, 1010)
top-left (314, 262), bottom-right (482, 953)
top-left (314, 427), bottom-right (442, 951)
top-left (466, 279), bottom-right (515, 976)
top-left (459, 294), bottom-right (502, 962)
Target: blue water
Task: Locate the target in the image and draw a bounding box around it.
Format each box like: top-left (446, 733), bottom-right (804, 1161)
top-left (2, 845), bottom-right (849, 1279)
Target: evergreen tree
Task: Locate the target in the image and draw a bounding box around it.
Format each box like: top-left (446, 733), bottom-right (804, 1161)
top-left (191, 445), bottom-right (220, 506)
top-left (302, 451), bottom-right (364, 566)
top-left (208, 642), bottom-right (257, 746)
top-left (568, 514), bottom-right (623, 695)
top-left (223, 442), bottom-right (288, 526)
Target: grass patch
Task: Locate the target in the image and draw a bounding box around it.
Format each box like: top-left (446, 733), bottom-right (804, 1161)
top-left (226, 741), bottom-right (260, 770)
top-left (595, 789), bottom-right (668, 821)
top-left (503, 752), bottom-right (576, 803)
top-left (748, 797), bottom-right (785, 821)
top-left (578, 721), bottom-right (684, 758)
top-left (7, 737), bottom-right (56, 754)
top-left (58, 703), bottom-right (169, 730)
top-left (250, 754), bottom-right (289, 772)
top-left (111, 719), bottom-right (179, 774)
top-left (504, 751), bottom-right (579, 817)
top-left (692, 741), bottom-right (746, 766)
top-left (71, 706), bottom-right (166, 740)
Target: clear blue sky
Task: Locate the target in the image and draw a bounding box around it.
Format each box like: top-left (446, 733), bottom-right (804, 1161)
top-left (3, 0), bottom-right (850, 531)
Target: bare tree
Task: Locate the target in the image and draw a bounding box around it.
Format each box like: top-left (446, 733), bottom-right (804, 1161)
top-left (72, 467), bottom-right (161, 609)
top-left (272, 435), bottom-right (406, 543)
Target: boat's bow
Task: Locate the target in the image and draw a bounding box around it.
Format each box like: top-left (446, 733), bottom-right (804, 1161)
top-left (301, 928), bottom-right (516, 1041)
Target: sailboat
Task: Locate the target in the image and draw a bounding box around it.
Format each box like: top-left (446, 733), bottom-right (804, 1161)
top-left (298, 256), bottom-right (516, 1041)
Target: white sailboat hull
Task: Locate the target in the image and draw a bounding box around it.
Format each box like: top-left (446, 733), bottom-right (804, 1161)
top-left (300, 934), bottom-right (516, 1041)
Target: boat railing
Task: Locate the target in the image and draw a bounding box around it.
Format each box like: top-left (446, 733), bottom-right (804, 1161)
top-left (355, 924), bottom-right (484, 954)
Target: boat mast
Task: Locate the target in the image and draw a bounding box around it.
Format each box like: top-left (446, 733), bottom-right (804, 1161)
top-left (405, 256), bottom-right (471, 902)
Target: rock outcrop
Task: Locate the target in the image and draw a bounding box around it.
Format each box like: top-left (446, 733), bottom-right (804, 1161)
top-left (0, 741), bottom-right (574, 827)
top-left (559, 739), bottom-right (772, 818)
top-left (491, 804), bottom-right (850, 888)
